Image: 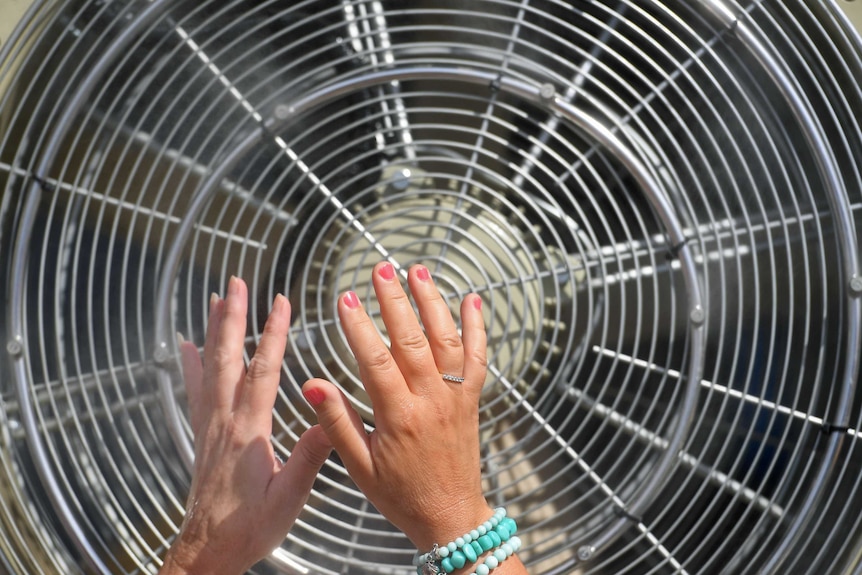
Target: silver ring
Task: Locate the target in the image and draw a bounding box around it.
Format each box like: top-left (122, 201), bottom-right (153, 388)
top-left (441, 373), bottom-right (465, 383)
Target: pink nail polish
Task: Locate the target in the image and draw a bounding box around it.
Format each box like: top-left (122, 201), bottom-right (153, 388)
top-left (303, 388), bottom-right (326, 407)
top-left (343, 291), bottom-right (360, 309)
top-left (416, 266), bottom-right (431, 281)
top-left (472, 295), bottom-right (482, 310)
top-left (379, 263), bottom-right (396, 280)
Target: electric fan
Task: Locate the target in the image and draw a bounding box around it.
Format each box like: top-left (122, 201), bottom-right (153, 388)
top-left (2, 1), bottom-right (862, 573)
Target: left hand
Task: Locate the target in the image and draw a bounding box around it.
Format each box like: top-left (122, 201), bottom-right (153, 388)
top-left (160, 277), bottom-right (332, 575)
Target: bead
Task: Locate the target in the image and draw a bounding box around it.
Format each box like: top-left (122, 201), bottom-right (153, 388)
top-left (464, 533), bottom-right (473, 544)
top-left (510, 536), bottom-right (522, 551)
top-left (496, 525), bottom-right (510, 541)
top-left (502, 518), bottom-right (517, 535)
top-left (470, 529), bottom-right (480, 540)
top-left (439, 546), bottom-right (450, 558)
top-left (476, 566), bottom-right (490, 575)
top-left (450, 550), bottom-right (467, 569)
top-left (494, 549), bottom-right (507, 562)
top-left (448, 542), bottom-right (458, 553)
top-left (478, 524), bottom-right (488, 535)
top-left (470, 541), bottom-right (483, 556)
top-left (489, 531), bottom-right (502, 547)
top-left (456, 537), bottom-right (465, 548)
top-left (441, 557), bottom-right (455, 573)
top-left (485, 556), bottom-right (499, 569)
top-left (477, 535), bottom-right (494, 551)
top-left (463, 542), bottom-right (478, 563)
top-left (502, 543), bottom-right (513, 556)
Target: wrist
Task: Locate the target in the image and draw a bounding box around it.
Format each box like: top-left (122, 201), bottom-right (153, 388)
top-left (414, 507), bottom-right (521, 575)
top-left (410, 496), bottom-right (494, 551)
top-left (160, 535), bottom-right (249, 575)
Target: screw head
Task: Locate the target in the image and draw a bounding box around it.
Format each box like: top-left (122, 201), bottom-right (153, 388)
top-left (577, 545), bottom-right (595, 561)
top-left (690, 305), bottom-right (706, 325)
top-left (539, 83), bottom-right (556, 101)
top-left (274, 104), bottom-right (293, 120)
top-left (6, 339), bottom-right (23, 358)
top-left (850, 276), bottom-right (862, 296)
top-left (153, 344), bottom-right (170, 365)
top-left (390, 168), bottom-right (412, 191)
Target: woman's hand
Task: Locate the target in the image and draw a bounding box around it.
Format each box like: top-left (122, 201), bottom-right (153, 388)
top-left (161, 277), bottom-right (332, 575)
top-left (302, 262), bottom-right (492, 550)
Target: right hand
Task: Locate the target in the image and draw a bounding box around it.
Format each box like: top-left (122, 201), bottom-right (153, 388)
top-left (301, 262), bottom-right (492, 550)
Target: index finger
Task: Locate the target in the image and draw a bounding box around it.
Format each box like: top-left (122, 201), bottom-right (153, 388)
top-left (338, 290), bottom-right (409, 411)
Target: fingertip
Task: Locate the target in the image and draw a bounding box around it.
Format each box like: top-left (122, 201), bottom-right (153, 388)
top-left (376, 261), bottom-right (397, 281)
top-left (471, 294), bottom-right (482, 311)
top-left (341, 290), bottom-right (361, 311)
top-left (303, 386), bottom-right (327, 408)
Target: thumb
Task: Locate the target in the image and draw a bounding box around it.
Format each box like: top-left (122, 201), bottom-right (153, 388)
top-left (302, 378), bottom-right (374, 482)
top-left (269, 424), bottom-right (331, 516)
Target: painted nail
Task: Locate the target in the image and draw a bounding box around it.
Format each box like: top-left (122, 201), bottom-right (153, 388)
top-left (416, 266), bottom-right (431, 281)
top-left (472, 295), bottom-right (482, 310)
top-left (378, 263), bottom-right (396, 281)
top-left (303, 387), bottom-right (326, 407)
top-left (343, 291), bottom-right (360, 309)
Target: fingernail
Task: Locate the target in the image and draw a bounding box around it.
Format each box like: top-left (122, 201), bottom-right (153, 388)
top-left (209, 292), bottom-right (219, 314)
top-left (472, 295), bottom-right (482, 310)
top-left (176, 332), bottom-right (185, 347)
top-left (228, 275), bottom-right (240, 295)
top-left (378, 263), bottom-right (396, 281)
top-left (416, 266), bottom-right (431, 281)
top-left (303, 387), bottom-right (326, 407)
top-left (343, 291), bottom-right (360, 309)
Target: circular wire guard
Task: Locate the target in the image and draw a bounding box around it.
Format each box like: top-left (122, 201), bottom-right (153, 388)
top-left (1, 1), bottom-right (861, 574)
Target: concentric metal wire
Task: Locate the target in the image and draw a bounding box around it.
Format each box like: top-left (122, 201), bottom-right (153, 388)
top-left (1, 1), bottom-right (861, 574)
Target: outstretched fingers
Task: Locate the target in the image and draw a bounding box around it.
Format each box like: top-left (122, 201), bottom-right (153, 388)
top-left (372, 262), bottom-right (438, 391)
top-left (407, 265), bottom-right (465, 384)
top-left (337, 288), bottom-right (410, 410)
top-left (210, 276), bottom-right (249, 412)
top-left (460, 294), bottom-right (487, 397)
top-left (237, 294), bottom-right (291, 429)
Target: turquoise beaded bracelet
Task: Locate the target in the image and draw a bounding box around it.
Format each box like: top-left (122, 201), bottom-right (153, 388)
top-left (468, 535), bottom-right (522, 575)
top-left (414, 508), bottom-right (518, 575)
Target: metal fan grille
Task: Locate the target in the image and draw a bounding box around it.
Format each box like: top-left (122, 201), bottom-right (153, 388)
top-left (1, 1), bottom-right (861, 574)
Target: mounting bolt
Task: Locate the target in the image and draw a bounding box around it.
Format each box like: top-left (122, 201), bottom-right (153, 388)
top-left (539, 83), bottom-right (556, 102)
top-left (689, 305), bottom-right (706, 326)
top-left (577, 545), bottom-right (595, 561)
top-left (390, 168), bottom-right (412, 191)
top-left (850, 276), bottom-right (862, 296)
top-left (153, 344), bottom-right (170, 366)
top-left (6, 339), bottom-right (23, 358)
top-left (274, 104), bottom-right (294, 120)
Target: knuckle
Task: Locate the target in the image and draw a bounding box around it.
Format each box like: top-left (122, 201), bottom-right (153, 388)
top-left (437, 331), bottom-right (463, 352)
top-left (363, 347), bottom-right (393, 372)
top-left (468, 347), bottom-right (488, 369)
top-left (245, 354), bottom-right (273, 381)
top-left (397, 330), bottom-right (428, 354)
